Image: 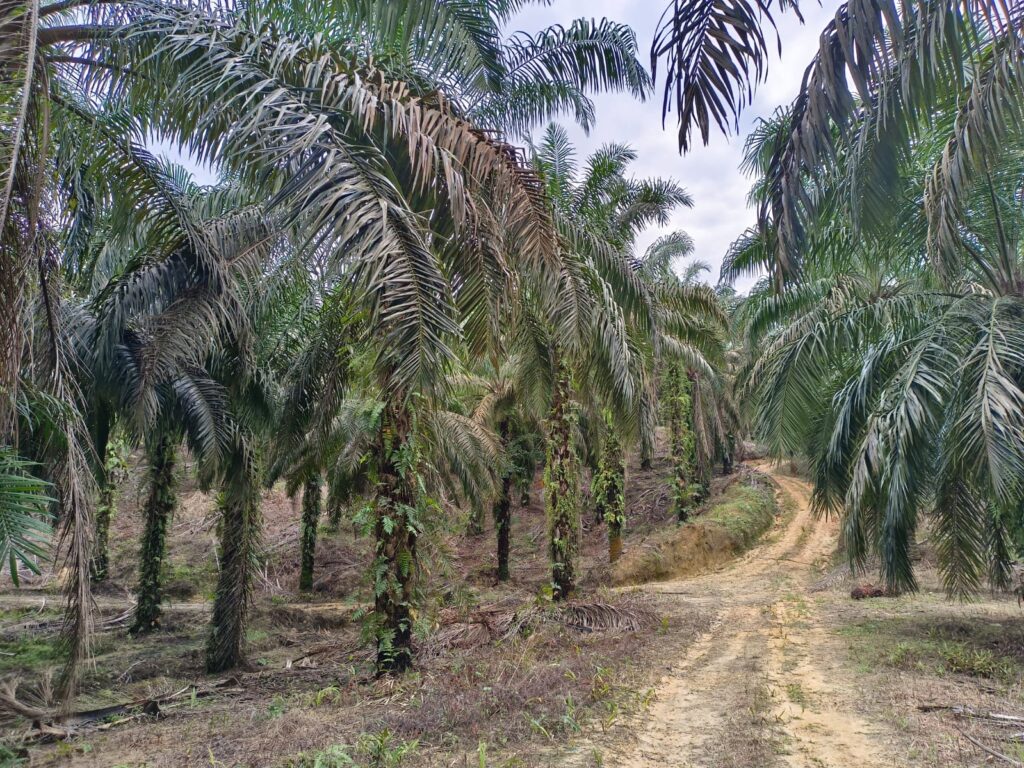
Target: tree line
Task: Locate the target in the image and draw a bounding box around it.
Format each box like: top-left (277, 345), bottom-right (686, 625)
top-left (1, 0), bottom-right (1022, 703)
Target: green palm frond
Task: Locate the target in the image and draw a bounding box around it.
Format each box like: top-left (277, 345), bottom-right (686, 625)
top-left (0, 448), bottom-right (53, 585)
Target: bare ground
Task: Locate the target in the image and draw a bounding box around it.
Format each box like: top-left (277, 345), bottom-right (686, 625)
top-left (4, 455), bottom-right (1022, 767)
top-left (560, 462), bottom-right (1024, 768)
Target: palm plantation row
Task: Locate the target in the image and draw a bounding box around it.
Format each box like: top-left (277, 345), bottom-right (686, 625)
top-left (2, 0), bottom-right (1023, 711)
top-left (0, 0), bottom-right (732, 693)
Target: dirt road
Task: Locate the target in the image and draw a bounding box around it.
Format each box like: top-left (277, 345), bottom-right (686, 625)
top-left (594, 464), bottom-right (898, 768)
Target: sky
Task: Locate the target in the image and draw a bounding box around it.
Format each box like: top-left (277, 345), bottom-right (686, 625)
top-left (159, 1), bottom-right (841, 293)
top-left (509, 1), bottom-right (841, 291)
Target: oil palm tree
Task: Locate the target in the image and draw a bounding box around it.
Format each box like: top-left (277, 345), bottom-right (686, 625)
top-left (734, 78), bottom-right (1024, 596)
top-left (529, 124), bottom-right (727, 594)
top-left (654, 0), bottom-right (1022, 283)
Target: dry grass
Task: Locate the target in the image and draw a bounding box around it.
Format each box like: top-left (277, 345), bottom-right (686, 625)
top-left (0, 435), bottom-right (719, 767)
top-left (821, 561), bottom-right (1024, 767)
top-left (611, 470), bottom-right (777, 586)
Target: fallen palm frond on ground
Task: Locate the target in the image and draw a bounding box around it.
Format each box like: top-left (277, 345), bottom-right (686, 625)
top-left (0, 676), bottom-right (245, 742)
top-left (421, 596), bottom-right (659, 657)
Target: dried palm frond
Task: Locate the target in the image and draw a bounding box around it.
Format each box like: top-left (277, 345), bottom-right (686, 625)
top-left (557, 600), bottom-right (657, 633)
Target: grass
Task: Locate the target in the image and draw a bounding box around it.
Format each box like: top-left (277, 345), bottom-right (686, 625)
top-left (700, 482), bottom-right (778, 550)
top-left (839, 617), bottom-right (1024, 685)
top-left (0, 635), bottom-right (62, 673)
top-left (612, 473), bottom-right (779, 585)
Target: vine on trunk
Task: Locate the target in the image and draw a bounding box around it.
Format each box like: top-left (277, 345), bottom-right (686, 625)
top-left (593, 413), bottom-right (625, 563)
top-left (545, 361), bottom-right (580, 601)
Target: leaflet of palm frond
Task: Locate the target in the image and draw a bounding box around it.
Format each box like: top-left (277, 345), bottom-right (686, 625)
top-left (0, 0), bottom-right (39, 237)
top-left (657, 281), bottom-right (728, 330)
top-left (442, 196), bottom-right (517, 360)
top-left (560, 221), bottom-right (648, 327)
top-left (477, 81), bottom-right (596, 138)
top-left (932, 474), bottom-right (989, 598)
top-left (763, 0), bottom-right (1017, 280)
top-left (924, 42), bottom-right (1024, 275)
top-left (948, 297), bottom-right (1024, 505)
top-left (170, 371), bottom-right (232, 472)
top-left (720, 227), bottom-right (773, 286)
top-left (586, 274), bottom-right (637, 415)
top-left (0, 448), bottom-right (53, 585)
top-left (262, 0), bottom-right (506, 95)
top-left (54, 5), bottom-right (558, 346)
top-left (652, 0), bottom-right (784, 153)
top-left (28, 254), bottom-right (96, 701)
top-left (736, 277), bottom-right (831, 348)
top-left (422, 409), bottom-right (500, 503)
top-left (502, 19), bottom-right (650, 104)
top-left (612, 179), bottom-right (694, 242)
top-left (531, 123), bottom-right (577, 207)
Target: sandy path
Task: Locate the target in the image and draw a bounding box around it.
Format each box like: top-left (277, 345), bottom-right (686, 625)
top-left (598, 464), bottom-right (897, 768)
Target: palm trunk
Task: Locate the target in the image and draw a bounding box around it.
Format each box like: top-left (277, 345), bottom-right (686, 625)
top-left (639, 384), bottom-right (656, 471)
top-left (667, 365), bottom-right (695, 522)
top-left (466, 501), bottom-right (485, 536)
top-left (690, 370), bottom-right (711, 503)
top-left (92, 483), bottom-right (115, 583)
top-left (594, 419), bottom-right (625, 564)
top-left (206, 442), bottom-right (261, 673)
top-left (374, 404), bottom-right (418, 674)
top-left (90, 407), bottom-right (112, 583)
top-left (326, 480), bottom-right (344, 531)
top-left (131, 435), bottom-right (176, 634)
top-left (545, 359), bottom-right (580, 601)
top-left (722, 432), bottom-right (735, 475)
top-left (494, 419), bottom-right (512, 582)
top-left (298, 474), bottom-right (322, 592)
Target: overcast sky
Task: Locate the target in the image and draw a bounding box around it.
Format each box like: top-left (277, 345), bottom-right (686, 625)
top-left (510, 1), bottom-right (841, 291)
top-left (159, 1), bottom-right (840, 293)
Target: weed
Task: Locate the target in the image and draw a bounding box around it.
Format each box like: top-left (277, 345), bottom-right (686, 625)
top-left (267, 695), bottom-right (287, 719)
top-left (311, 685), bottom-right (341, 707)
top-left (355, 731), bottom-right (418, 767)
top-left (527, 715), bottom-right (552, 740)
top-left (784, 682), bottom-right (808, 709)
top-left (939, 643), bottom-right (1014, 680)
top-left (0, 637), bottom-right (60, 673)
top-left (561, 694), bottom-right (582, 733)
top-left (285, 745), bottom-right (356, 768)
top-left (246, 629), bottom-right (270, 644)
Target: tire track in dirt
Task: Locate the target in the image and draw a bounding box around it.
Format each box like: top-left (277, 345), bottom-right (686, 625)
top-left (591, 464), bottom-right (897, 767)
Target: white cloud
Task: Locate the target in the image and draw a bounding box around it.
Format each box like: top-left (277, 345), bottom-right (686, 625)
top-left (511, 0), bottom-right (842, 292)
